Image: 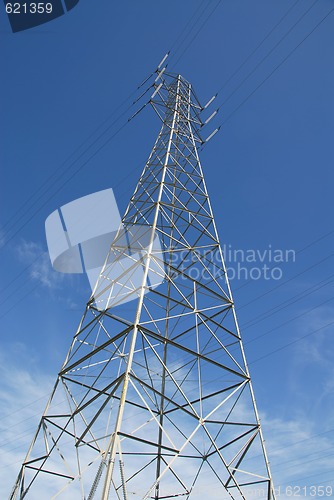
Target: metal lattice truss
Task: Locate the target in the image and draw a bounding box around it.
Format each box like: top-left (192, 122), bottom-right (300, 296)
top-left (11, 74), bottom-right (275, 499)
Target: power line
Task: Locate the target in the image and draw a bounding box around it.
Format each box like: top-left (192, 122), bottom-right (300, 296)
top-left (1, 2), bottom-right (219, 248)
top-left (2, 397), bottom-right (334, 468)
top-left (242, 426), bottom-right (334, 468)
top-left (168, 0), bottom-right (207, 55)
top-left (1, 6), bottom-right (332, 492)
top-left (0, 4), bottom-right (225, 309)
top-left (272, 445), bottom-right (334, 472)
top-left (0, 149), bottom-right (151, 300)
top-left (272, 469), bottom-right (334, 490)
top-left (230, 230), bottom-right (334, 314)
top-left (217, 0), bottom-right (320, 110)
top-left (2, 2), bottom-right (331, 264)
top-left (217, 5), bottom-right (334, 129)
top-left (241, 273), bottom-right (334, 330)
top-left (227, 279), bottom-right (334, 358)
top-left (1, 91), bottom-right (152, 249)
top-left (3, 4), bottom-right (331, 307)
top-left (170, 0), bottom-right (224, 69)
top-left (1, 75), bottom-right (155, 239)
top-left (249, 318), bottom-right (334, 366)
top-left (215, 0), bottom-right (301, 96)
top-left (239, 252), bottom-right (334, 312)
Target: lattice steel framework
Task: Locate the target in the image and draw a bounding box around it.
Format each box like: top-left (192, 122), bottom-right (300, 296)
top-left (11, 73), bottom-right (275, 499)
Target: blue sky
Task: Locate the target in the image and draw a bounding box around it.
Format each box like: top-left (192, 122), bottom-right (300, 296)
top-left (1, 0), bottom-right (334, 497)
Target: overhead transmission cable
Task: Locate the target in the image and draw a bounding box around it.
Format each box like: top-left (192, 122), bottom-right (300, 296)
top-left (1, 80), bottom-right (151, 235)
top-left (168, 0), bottom-right (207, 55)
top-left (239, 426), bottom-right (334, 469)
top-left (0, 2), bottom-right (317, 289)
top-left (218, 0), bottom-right (319, 108)
top-left (0, 149), bottom-right (153, 301)
top-left (2, 280), bottom-right (334, 471)
top-left (233, 228), bottom-right (334, 296)
top-left (1, 0), bottom-right (220, 275)
top-left (206, 4), bottom-right (334, 139)
top-left (242, 292), bottom-right (334, 350)
top-left (2, 2), bottom-right (329, 248)
top-left (2, 393), bottom-right (334, 469)
top-left (1, 2), bottom-right (333, 385)
top-left (239, 252), bottom-right (334, 312)
top-left (2, 0), bottom-right (218, 244)
top-left (215, 0), bottom-right (301, 95)
top-left (3, 6), bottom-right (333, 482)
top-left (241, 274), bottom-right (334, 330)
top-left (0, 1), bottom-right (221, 301)
top-left (2, 84), bottom-right (154, 248)
top-left (249, 317), bottom-right (334, 366)
top-left (0, 2), bottom-right (226, 299)
top-left (0, 67), bottom-right (169, 300)
top-left (169, 0), bottom-right (224, 69)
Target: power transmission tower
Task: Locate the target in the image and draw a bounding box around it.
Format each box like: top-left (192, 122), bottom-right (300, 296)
top-left (11, 72), bottom-right (275, 499)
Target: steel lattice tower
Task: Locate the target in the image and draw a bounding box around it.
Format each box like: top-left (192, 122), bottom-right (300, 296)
top-left (11, 73), bottom-right (275, 499)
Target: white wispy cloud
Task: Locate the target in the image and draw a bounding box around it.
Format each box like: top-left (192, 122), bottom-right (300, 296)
top-left (16, 239), bottom-right (65, 289)
top-left (288, 304), bottom-right (334, 419)
top-left (1, 345), bottom-right (333, 499)
top-left (0, 345), bottom-right (54, 499)
top-left (263, 413), bottom-right (334, 499)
